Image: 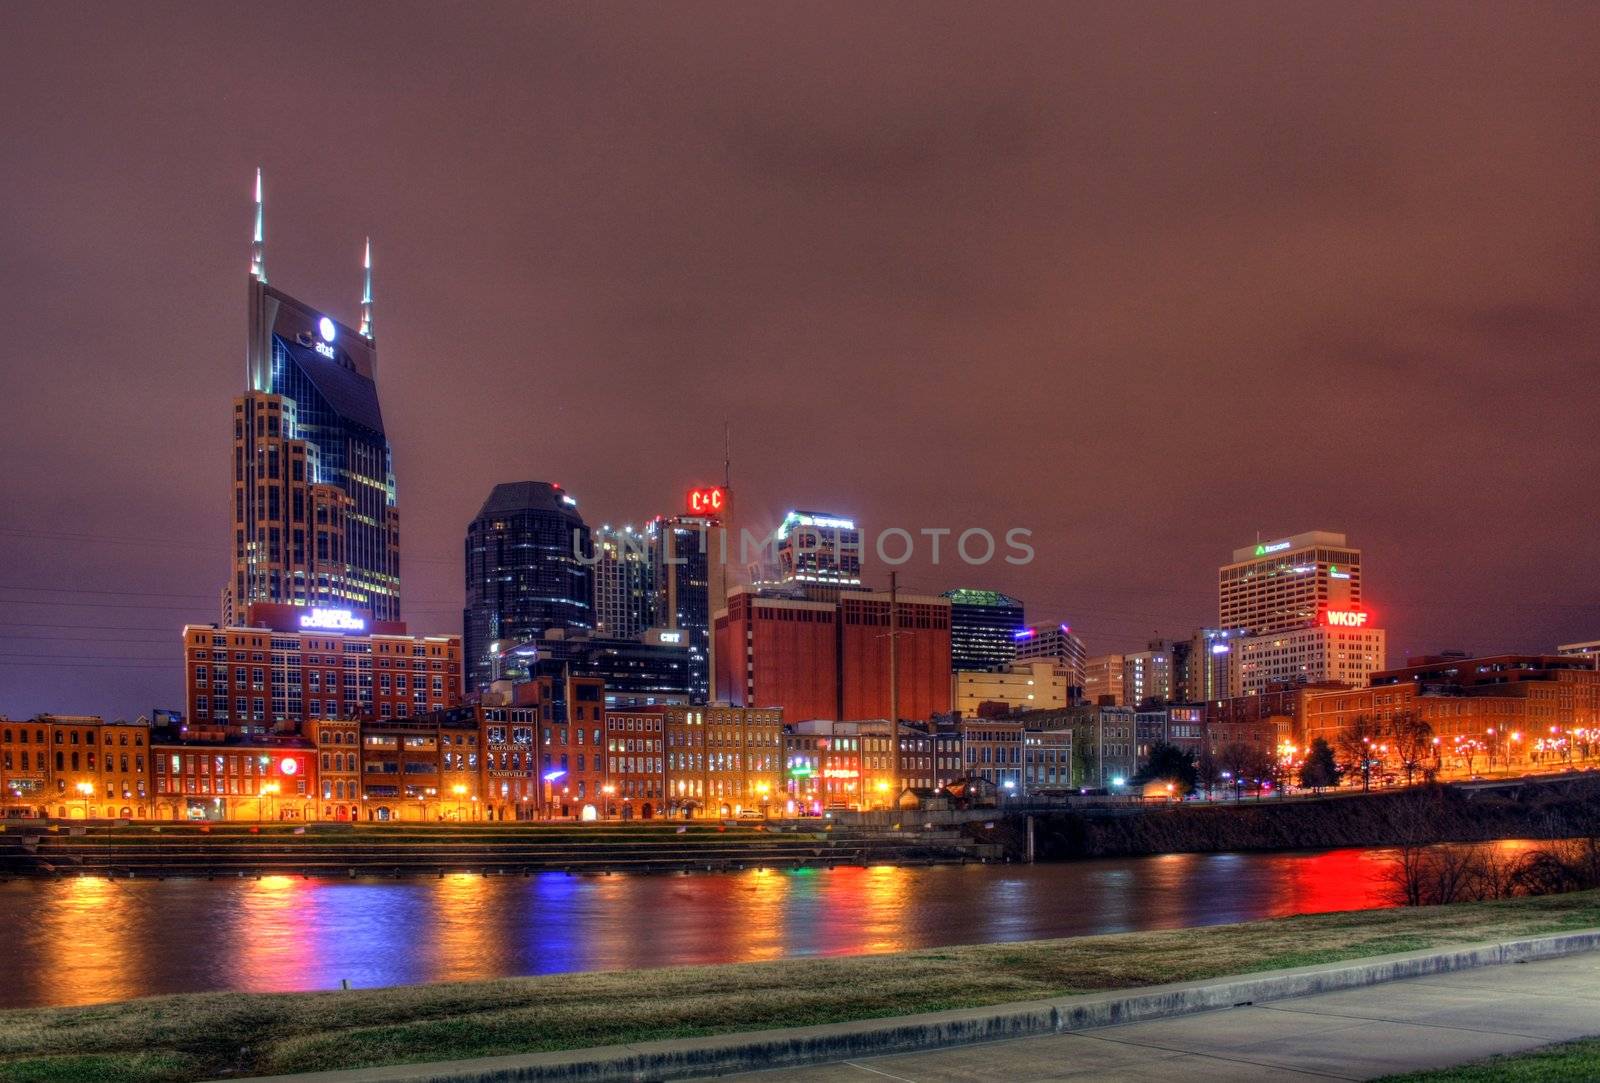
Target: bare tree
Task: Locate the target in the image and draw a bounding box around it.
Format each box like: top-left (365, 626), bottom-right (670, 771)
top-left (1390, 714), bottom-right (1434, 787)
top-left (1336, 716), bottom-right (1381, 791)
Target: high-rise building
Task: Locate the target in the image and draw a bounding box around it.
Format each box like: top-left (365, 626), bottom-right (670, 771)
top-left (1082, 654), bottom-right (1125, 706)
top-left (1013, 623), bottom-right (1087, 697)
top-left (497, 629), bottom-right (691, 708)
top-left (463, 482), bottom-right (594, 692)
top-left (1121, 641), bottom-right (1176, 707)
top-left (224, 171), bottom-right (399, 626)
top-left (1233, 623), bottom-right (1387, 696)
top-left (766, 510), bottom-right (863, 599)
top-left (592, 525), bottom-right (653, 639)
top-left (1176, 628), bottom-right (1246, 703)
top-left (650, 513), bottom-right (713, 703)
top-left (1220, 531), bottom-right (1385, 695)
top-left (942, 589), bottom-right (1026, 671)
top-left (1219, 530), bottom-right (1362, 635)
top-left (713, 587), bottom-right (952, 722)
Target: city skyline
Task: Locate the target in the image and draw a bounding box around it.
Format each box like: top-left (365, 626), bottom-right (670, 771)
top-left (5, 4), bottom-right (1600, 721)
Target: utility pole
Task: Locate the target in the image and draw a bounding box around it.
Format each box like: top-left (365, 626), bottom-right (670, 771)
top-left (889, 570), bottom-right (900, 803)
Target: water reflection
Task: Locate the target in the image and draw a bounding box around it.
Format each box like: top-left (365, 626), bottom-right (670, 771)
top-left (0, 845), bottom-right (1489, 1009)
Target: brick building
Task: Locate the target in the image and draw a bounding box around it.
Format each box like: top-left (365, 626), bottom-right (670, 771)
top-left (183, 603), bottom-right (461, 736)
top-left (714, 588), bottom-right (951, 722)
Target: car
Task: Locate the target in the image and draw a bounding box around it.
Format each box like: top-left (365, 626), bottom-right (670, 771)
top-left (736, 808), bottom-right (764, 820)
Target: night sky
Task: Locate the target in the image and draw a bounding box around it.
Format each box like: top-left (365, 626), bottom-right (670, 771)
top-left (3, 3), bottom-right (1599, 721)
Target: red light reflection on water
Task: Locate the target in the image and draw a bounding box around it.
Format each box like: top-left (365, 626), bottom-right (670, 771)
top-left (0, 841), bottom-right (1553, 1009)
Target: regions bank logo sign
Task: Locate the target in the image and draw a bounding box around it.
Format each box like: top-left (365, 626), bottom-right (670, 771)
top-left (686, 486), bottom-right (726, 516)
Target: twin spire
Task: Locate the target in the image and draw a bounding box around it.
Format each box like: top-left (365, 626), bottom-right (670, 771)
top-left (250, 168), bottom-right (374, 340)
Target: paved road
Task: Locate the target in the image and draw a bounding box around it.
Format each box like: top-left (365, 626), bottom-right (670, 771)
top-left (714, 951), bottom-right (1600, 1081)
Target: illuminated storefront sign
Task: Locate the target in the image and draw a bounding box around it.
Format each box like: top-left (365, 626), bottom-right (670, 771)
top-left (279, 757), bottom-right (299, 776)
top-left (687, 486), bottom-right (726, 515)
top-left (298, 607), bottom-right (366, 632)
top-left (1323, 610), bottom-right (1369, 627)
top-left (822, 768), bottom-right (859, 779)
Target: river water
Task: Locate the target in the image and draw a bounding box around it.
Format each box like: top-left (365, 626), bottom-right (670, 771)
top-left (0, 844), bottom-right (1524, 1009)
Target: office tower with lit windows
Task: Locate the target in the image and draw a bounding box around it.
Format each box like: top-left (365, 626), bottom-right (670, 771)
top-left (1177, 627), bottom-right (1246, 703)
top-left (592, 525), bottom-right (653, 639)
top-left (649, 514), bottom-right (712, 703)
top-left (1221, 531), bottom-right (1385, 695)
top-left (1013, 622), bottom-right (1087, 697)
top-left (943, 589), bottom-right (1026, 671)
top-left (224, 171), bottom-right (399, 626)
top-left (764, 510), bottom-right (863, 601)
top-left (463, 482), bottom-right (594, 692)
top-left (1219, 530), bottom-right (1362, 635)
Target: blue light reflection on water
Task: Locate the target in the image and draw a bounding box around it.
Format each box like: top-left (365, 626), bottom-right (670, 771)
top-left (0, 846), bottom-right (1437, 1009)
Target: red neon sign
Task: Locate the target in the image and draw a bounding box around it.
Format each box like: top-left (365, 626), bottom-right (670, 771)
top-left (1323, 610), bottom-right (1368, 628)
top-left (687, 486), bottom-right (726, 515)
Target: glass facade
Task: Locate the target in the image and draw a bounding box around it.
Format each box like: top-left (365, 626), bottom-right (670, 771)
top-left (943, 589), bottom-right (1025, 671)
top-left (463, 482), bottom-right (594, 692)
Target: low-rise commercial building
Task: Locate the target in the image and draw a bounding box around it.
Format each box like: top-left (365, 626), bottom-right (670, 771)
top-left (2, 715), bottom-right (154, 820)
top-left (951, 662), bottom-right (1068, 716)
top-left (1303, 654), bottom-right (1600, 776)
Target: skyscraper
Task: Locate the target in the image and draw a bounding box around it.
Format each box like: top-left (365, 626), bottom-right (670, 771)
top-left (650, 514), bottom-right (712, 703)
top-left (1221, 531), bottom-right (1385, 694)
top-left (942, 589), bottom-right (1026, 671)
top-left (763, 510), bottom-right (863, 600)
top-left (463, 482), bottom-right (594, 692)
top-left (592, 525), bottom-right (653, 639)
top-left (1219, 530), bottom-right (1362, 635)
top-left (224, 170), bottom-right (399, 625)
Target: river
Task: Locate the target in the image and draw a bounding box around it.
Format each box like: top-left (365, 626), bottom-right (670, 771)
top-left (0, 843), bottom-right (1532, 1009)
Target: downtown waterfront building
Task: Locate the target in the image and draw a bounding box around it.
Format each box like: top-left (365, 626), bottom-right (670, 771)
top-left (224, 172), bottom-right (399, 626)
top-left (592, 525), bottom-right (653, 639)
top-left (650, 513), bottom-right (714, 703)
top-left (463, 482), bottom-right (595, 693)
top-left (182, 602), bottom-right (461, 736)
top-left (1013, 623), bottom-right (1087, 701)
top-left (942, 589), bottom-right (1026, 671)
top-left (1221, 531), bottom-right (1386, 696)
top-left (713, 586), bottom-right (953, 722)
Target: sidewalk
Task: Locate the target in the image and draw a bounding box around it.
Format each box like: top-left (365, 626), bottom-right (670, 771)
top-left (719, 950), bottom-right (1600, 1081)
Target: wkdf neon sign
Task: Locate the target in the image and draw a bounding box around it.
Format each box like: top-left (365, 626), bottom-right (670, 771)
top-left (1322, 610), bottom-right (1369, 628)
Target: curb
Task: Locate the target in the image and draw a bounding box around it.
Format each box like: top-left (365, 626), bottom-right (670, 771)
top-left (245, 929), bottom-right (1600, 1082)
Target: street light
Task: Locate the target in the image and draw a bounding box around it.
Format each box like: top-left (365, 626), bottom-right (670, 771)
top-left (452, 784), bottom-right (467, 822)
top-left (259, 781), bottom-right (280, 823)
top-left (602, 783), bottom-right (616, 820)
top-left (74, 781), bottom-right (93, 820)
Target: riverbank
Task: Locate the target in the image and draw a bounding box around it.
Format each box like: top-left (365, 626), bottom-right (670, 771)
top-left (0, 819), bottom-right (995, 878)
top-left (984, 774), bottom-right (1600, 860)
top-left (3, 888), bottom-right (1597, 1082)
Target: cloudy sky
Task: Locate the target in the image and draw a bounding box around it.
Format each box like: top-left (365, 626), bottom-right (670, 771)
top-left (2, 2), bottom-right (1599, 719)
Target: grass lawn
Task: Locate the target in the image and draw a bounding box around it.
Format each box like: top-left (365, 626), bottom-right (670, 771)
top-left (1, 890), bottom-right (1598, 1082)
top-left (1379, 1037), bottom-right (1600, 1081)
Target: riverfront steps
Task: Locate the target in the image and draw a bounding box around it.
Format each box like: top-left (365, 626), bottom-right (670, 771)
top-left (0, 820), bottom-right (1001, 877)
